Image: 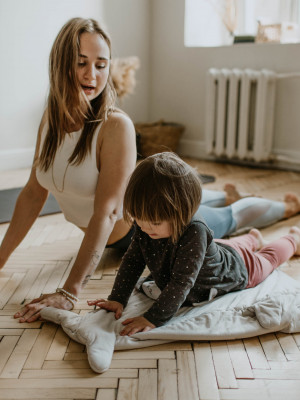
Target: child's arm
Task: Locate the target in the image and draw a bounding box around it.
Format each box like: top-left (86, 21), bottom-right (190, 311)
top-left (144, 223), bottom-right (210, 326)
top-left (108, 233), bottom-right (146, 307)
top-left (88, 231), bottom-right (146, 311)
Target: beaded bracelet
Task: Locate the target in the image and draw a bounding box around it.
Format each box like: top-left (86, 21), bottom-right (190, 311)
top-left (56, 288), bottom-right (78, 310)
top-left (56, 288), bottom-right (79, 302)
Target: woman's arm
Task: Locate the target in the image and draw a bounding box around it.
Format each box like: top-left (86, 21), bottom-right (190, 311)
top-left (0, 171), bottom-right (48, 268)
top-left (16, 112), bottom-right (137, 322)
top-left (63, 112), bottom-right (136, 294)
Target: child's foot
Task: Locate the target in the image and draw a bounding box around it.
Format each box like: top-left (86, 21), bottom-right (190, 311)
top-left (288, 226), bottom-right (300, 255)
top-left (249, 228), bottom-right (266, 250)
top-left (284, 193), bottom-right (300, 219)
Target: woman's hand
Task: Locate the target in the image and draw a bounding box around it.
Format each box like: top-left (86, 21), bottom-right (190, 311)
top-left (120, 316), bottom-right (156, 336)
top-left (14, 292), bottom-right (73, 323)
top-left (87, 299), bottom-right (124, 319)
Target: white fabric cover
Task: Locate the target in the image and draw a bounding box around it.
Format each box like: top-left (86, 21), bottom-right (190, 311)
top-left (41, 270), bottom-right (300, 373)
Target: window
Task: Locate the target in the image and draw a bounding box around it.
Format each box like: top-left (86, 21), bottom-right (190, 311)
top-left (184, 0), bottom-right (300, 47)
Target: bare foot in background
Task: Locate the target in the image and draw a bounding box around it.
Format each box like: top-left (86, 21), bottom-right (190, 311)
top-left (284, 193), bottom-right (300, 219)
top-left (223, 183), bottom-right (254, 205)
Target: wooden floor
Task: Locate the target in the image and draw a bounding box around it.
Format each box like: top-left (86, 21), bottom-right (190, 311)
top-left (0, 159), bottom-right (300, 400)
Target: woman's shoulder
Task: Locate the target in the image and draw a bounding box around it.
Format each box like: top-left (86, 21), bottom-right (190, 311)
top-left (103, 109), bottom-right (134, 131)
top-left (98, 109), bottom-right (136, 144)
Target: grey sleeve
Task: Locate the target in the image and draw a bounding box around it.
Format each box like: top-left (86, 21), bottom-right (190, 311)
top-left (108, 231), bottom-right (146, 307)
top-left (143, 224), bottom-right (209, 326)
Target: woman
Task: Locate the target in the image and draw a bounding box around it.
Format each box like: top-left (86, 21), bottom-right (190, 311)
top-left (0, 18), bottom-right (136, 322)
top-left (0, 18), bottom-right (299, 323)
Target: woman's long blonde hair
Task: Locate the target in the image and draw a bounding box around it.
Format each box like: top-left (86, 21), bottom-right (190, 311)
top-left (38, 17), bottom-right (116, 171)
top-left (123, 152), bottom-right (202, 242)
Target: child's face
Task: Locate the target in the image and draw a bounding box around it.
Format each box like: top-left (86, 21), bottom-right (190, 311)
top-left (135, 219), bottom-right (172, 239)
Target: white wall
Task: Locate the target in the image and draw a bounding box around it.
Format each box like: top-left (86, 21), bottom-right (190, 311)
top-left (1, 0), bottom-right (300, 171)
top-left (149, 0), bottom-right (300, 166)
top-left (101, 0), bottom-right (150, 123)
top-left (0, 0), bottom-right (149, 171)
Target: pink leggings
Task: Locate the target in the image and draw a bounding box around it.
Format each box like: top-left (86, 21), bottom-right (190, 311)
top-left (215, 234), bottom-right (297, 288)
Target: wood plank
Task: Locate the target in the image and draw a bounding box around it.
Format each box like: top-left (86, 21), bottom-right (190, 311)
top-left (0, 336), bottom-right (19, 374)
top-left (158, 359), bottom-right (178, 400)
top-left (292, 332), bottom-right (300, 347)
top-left (276, 332), bottom-right (300, 355)
top-left (252, 369), bottom-right (300, 379)
top-left (259, 334), bottom-right (286, 361)
top-left (66, 339), bottom-right (85, 353)
top-left (176, 351), bottom-right (199, 400)
top-left (25, 264), bottom-right (56, 299)
top-left (227, 340), bottom-right (254, 379)
top-left (243, 337), bottom-right (270, 369)
top-left (96, 389), bottom-right (116, 400)
top-left (20, 368), bottom-right (138, 379)
top-left (0, 329), bottom-right (40, 378)
top-left (7, 268), bottom-right (41, 305)
top-left (193, 342), bottom-right (219, 400)
top-left (0, 329), bottom-right (24, 335)
top-left (43, 359), bottom-right (157, 370)
top-left (0, 273), bottom-right (25, 308)
top-left (45, 327), bottom-right (70, 361)
top-left (218, 388), bottom-right (269, 400)
top-left (42, 260), bottom-right (69, 294)
top-left (0, 320), bottom-right (42, 329)
top-left (23, 323), bottom-right (57, 369)
top-left (117, 379), bottom-right (138, 400)
top-left (0, 377), bottom-right (118, 389)
top-left (269, 360), bottom-right (300, 369)
top-left (0, 388), bottom-right (96, 399)
top-left (211, 342), bottom-right (238, 389)
top-left (113, 350), bottom-right (175, 360)
top-left (137, 369), bottom-right (158, 400)
top-left (64, 352), bottom-right (87, 361)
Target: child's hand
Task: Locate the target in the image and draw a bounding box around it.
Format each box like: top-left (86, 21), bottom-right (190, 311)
top-left (120, 316), bottom-right (156, 336)
top-left (87, 299), bottom-right (124, 319)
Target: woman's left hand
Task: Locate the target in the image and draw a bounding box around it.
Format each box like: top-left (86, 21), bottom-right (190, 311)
top-left (120, 316), bottom-right (156, 336)
top-left (14, 292), bottom-right (74, 323)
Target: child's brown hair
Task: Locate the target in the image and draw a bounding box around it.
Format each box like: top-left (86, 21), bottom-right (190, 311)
top-left (123, 152), bottom-right (202, 242)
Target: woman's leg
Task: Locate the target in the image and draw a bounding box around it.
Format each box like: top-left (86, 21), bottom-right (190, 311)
top-left (200, 189), bottom-right (226, 207)
top-left (200, 196), bottom-right (286, 239)
top-left (199, 204), bottom-right (236, 238)
top-left (231, 197), bottom-right (285, 232)
top-left (216, 228), bottom-right (299, 288)
top-left (201, 184), bottom-right (246, 207)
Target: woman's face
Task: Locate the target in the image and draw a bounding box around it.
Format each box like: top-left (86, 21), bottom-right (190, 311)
top-left (76, 32), bottom-right (110, 101)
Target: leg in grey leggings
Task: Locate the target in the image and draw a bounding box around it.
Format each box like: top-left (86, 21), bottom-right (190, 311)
top-left (201, 189), bottom-right (226, 207)
top-left (199, 197), bottom-right (285, 239)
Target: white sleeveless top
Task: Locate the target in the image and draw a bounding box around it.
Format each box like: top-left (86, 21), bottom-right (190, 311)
top-left (36, 124), bottom-right (101, 228)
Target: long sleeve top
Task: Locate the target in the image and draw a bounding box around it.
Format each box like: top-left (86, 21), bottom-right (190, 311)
top-left (108, 210), bottom-right (248, 327)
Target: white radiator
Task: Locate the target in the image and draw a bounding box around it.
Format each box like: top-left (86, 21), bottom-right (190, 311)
top-left (205, 68), bottom-right (277, 162)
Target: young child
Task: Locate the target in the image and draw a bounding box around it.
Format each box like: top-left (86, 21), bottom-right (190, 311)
top-left (88, 152), bottom-right (300, 336)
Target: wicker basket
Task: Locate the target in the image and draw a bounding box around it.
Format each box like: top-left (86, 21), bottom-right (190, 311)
top-left (256, 22), bottom-right (281, 43)
top-left (135, 120), bottom-right (185, 157)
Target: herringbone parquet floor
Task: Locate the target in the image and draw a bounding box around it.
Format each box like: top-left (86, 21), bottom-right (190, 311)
top-left (0, 158), bottom-right (300, 400)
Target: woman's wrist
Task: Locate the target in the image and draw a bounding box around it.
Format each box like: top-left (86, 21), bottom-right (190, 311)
top-left (56, 288), bottom-right (78, 310)
top-left (62, 282), bottom-right (81, 297)
top-left (56, 288), bottom-right (79, 302)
